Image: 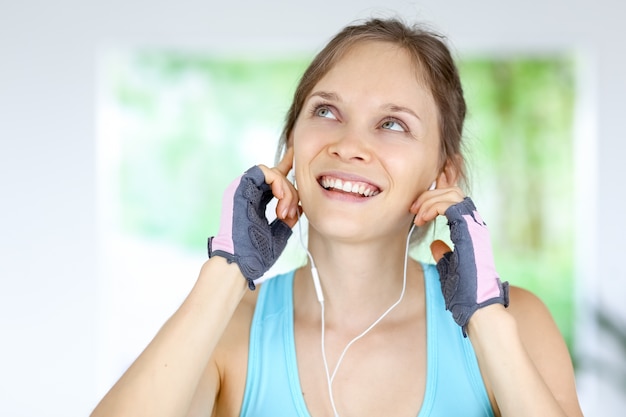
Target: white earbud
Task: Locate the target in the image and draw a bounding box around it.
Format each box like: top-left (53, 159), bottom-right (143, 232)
top-left (428, 180), bottom-right (436, 191)
top-left (290, 157), bottom-right (297, 187)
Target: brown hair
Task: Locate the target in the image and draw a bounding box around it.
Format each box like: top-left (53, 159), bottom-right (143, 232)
top-left (277, 17), bottom-right (467, 185)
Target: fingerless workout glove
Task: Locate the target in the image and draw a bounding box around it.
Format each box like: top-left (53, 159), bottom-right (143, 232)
top-left (437, 197), bottom-right (509, 336)
top-left (208, 166), bottom-right (292, 290)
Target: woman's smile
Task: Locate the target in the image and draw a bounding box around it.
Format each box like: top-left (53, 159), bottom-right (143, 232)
top-left (318, 173), bottom-right (381, 198)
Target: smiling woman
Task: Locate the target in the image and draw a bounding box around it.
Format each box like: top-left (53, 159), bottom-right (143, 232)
top-left (292, 41), bottom-right (442, 245)
top-left (92, 17), bottom-right (582, 417)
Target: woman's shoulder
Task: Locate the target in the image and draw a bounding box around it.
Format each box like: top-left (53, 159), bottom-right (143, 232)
top-left (505, 285), bottom-right (581, 415)
top-left (505, 284), bottom-right (568, 351)
top-left (507, 284), bottom-right (552, 319)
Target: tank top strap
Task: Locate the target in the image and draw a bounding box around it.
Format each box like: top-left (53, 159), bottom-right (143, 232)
top-left (240, 271), bottom-right (311, 417)
top-left (419, 262), bottom-right (494, 417)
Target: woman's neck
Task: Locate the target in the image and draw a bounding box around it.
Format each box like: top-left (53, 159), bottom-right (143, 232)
top-left (296, 228), bottom-right (421, 328)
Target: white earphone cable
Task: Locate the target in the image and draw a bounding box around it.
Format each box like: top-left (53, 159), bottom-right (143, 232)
top-left (291, 162), bottom-right (422, 416)
top-left (296, 206), bottom-right (416, 416)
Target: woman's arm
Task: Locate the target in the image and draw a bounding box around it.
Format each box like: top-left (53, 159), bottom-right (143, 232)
top-left (91, 150), bottom-right (300, 417)
top-left (425, 205), bottom-right (583, 416)
top-left (417, 188), bottom-right (583, 417)
top-left (90, 257), bottom-right (247, 417)
top-left (467, 287), bottom-right (584, 417)
top-left (91, 153), bottom-right (299, 417)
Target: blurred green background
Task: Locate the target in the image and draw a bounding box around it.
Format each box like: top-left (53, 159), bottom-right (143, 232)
top-left (106, 50), bottom-right (575, 355)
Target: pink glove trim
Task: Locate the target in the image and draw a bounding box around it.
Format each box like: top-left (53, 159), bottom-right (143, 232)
top-left (209, 175), bottom-right (241, 255)
top-left (463, 212), bottom-right (501, 304)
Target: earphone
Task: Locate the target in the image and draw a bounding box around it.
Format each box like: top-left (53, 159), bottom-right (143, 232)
top-left (292, 161), bottom-right (421, 416)
top-left (291, 156), bottom-right (436, 307)
top-left (296, 218), bottom-right (416, 417)
top-left (289, 160), bottom-right (296, 185)
top-left (291, 157), bottom-right (324, 302)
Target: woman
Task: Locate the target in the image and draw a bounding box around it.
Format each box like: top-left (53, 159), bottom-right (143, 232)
top-left (91, 18), bottom-right (583, 417)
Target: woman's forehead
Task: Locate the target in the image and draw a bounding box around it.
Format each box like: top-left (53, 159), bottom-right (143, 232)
top-left (315, 40), bottom-right (432, 96)
top-left (308, 42), bottom-right (436, 113)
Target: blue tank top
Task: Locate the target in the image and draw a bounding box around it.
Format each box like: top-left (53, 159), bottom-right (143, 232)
top-left (240, 263), bottom-right (494, 417)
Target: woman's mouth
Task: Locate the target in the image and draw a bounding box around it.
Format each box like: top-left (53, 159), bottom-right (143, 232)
top-left (318, 175), bottom-right (381, 197)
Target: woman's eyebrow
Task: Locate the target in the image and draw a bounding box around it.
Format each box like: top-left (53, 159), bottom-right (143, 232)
top-left (308, 91), bottom-right (341, 102)
top-left (383, 104), bottom-right (421, 121)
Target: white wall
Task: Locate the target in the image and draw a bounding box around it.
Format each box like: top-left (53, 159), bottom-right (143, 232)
top-left (1, 1), bottom-right (624, 416)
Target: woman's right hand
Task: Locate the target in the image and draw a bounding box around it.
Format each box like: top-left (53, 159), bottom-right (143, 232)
top-left (256, 146), bottom-right (300, 228)
top-left (207, 147), bottom-right (300, 289)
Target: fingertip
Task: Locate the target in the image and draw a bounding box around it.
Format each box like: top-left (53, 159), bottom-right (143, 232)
top-left (283, 146), bottom-right (294, 158)
top-left (282, 215), bottom-right (298, 229)
top-left (279, 204), bottom-right (300, 228)
top-left (278, 201), bottom-right (289, 220)
top-left (430, 239), bottom-right (451, 262)
top-left (276, 147), bottom-right (294, 175)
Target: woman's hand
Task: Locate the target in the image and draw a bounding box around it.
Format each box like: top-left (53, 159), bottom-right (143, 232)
top-left (208, 148), bottom-right (300, 289)
top-left (410, 177), bottom-right (465, 227)
top-left (256, 146), bottom-right (300, 228)
top-left (425, 194), bottom-right (510, 336)
top-left (411, 177), bottom-right (508, 335)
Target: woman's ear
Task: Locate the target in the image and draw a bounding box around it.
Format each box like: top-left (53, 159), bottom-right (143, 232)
top-left (435, 155), bottom-right (462, 189)
top-left (286, 131), bottom-right (295, 148)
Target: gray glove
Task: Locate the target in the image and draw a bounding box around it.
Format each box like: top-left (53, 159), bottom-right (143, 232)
top-left (437, 197), bottom-right (509, 336)
top-left (208, 166), bottom-right (292, 290)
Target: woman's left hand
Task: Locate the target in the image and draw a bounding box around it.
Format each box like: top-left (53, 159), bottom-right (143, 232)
top-left (410, 178), bottom-right (509, 336)
top-left (423, 194), bottom-right (510, 336)
top-left (409, 177), bottom-right (465, 227)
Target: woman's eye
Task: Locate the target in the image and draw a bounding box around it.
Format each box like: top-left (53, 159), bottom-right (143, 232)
top-left (381, 119), bottom-right (406, 132)
top-left (315, 106), bottom-right (336, 119)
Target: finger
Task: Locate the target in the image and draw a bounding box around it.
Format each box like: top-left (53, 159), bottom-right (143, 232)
top-left (274, 146), bottom-right (294, 177)
top-left (275, 180), bottom-right (300, 221)
top-left (417, 195), bottom-right (457, 221)
top-left (411, 186), bottom-right (464, 212)
top-left (430, 239), bottom-right (452, 263)
top-left (257, 163), bottom-right (299, 221)
top-left (258, 163), bottom-right (287, 198)
top-left (280, 204), bottom-right (302, 229)
top-left (412, 188), bottom-right (465, 226)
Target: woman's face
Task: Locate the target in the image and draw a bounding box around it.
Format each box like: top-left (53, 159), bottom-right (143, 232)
top-left (292, 41), bottom-right (441, 243)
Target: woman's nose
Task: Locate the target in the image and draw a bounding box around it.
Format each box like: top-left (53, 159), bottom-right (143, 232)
top-left (326, 124), bottom-right (372, 162)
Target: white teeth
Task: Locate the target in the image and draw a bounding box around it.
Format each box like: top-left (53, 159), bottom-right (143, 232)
top-left (320, 176), bottom-right (379, 197)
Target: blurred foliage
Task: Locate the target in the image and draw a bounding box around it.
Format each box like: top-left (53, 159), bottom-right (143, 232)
top-left (107, 51), bottom-right (576, 354)
top-left (108, 50), bottom-right (309, 250)
top-left (459, 58), bottom-right (575, 353)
